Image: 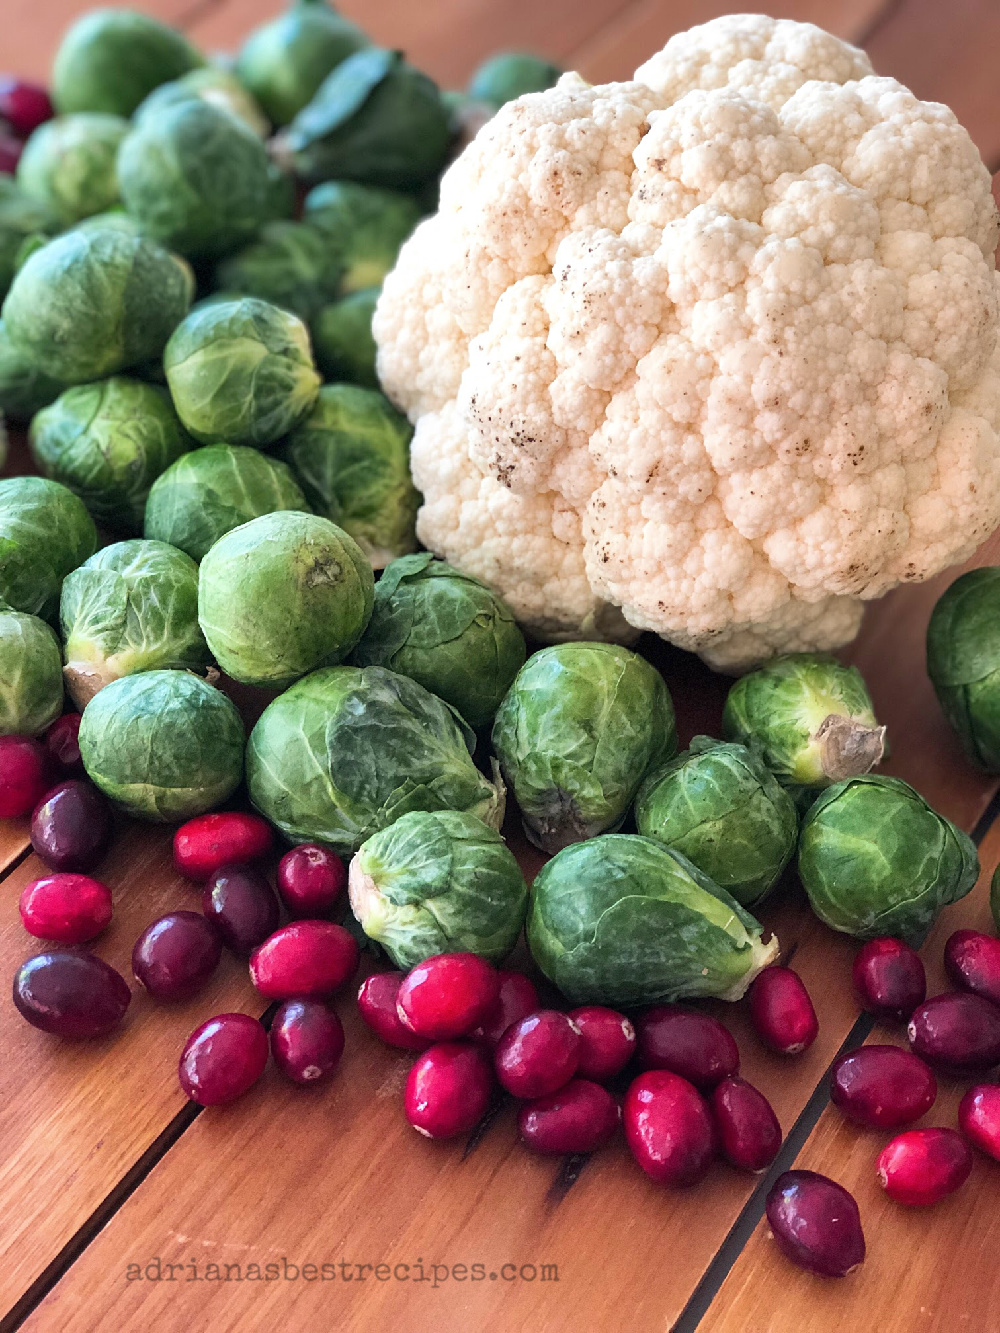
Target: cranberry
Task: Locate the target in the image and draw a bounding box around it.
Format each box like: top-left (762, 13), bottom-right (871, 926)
top-left (0, 735), bottom-right (50, 818)
top-left (31, 779), bottom-right (111, 872)
top-left (852, 937), bottom-right (926, 1022)
top-left (944, 929), bottom-right (1000, 1008)
top-left (0, 133), bottom-right (22, 174)
top-left (518, 1079), bottom-right (620, 1155)
top-left (405, 1041), bottom-right (493, 1138)
top-left (19, 872), bottom-right (112, 944)
top-left (396, 953), bottom-right (499, 1040)
top-left (270, 999), bottom-right (345, 1084)
top-left (13, 951), bottom-right (130, 1038)
top-left (711, 1076), bottom-right (782, 1172)
top-left (173, 812), bottom-right (274, 881)
top-left (0, 78), bottom-right (53, 136)
top-left (357, 971), bottom-right (431, 1051)
top-left (568, 1005), bottom-right (636, 1081)
top-left (179, 1012), bottom-right (269, 1106)
top-left (132, 912), bottom-right (222, 1001)
top-left (494, 1010), bottom-right (580, 1099)
top-left (624, 1069), bottom-right (715, 1187)
top-left (958, 1084), bottom-right (1000, 1161)
top-left (766, 1171), bottom-right (865, 1277)
top-left (876, 1128), bottom-right (972, 1206)
top-left (277, 843), bottom-right (346, 917)
top-left (830, 1045), bottom-right (936, 1129)
top-left (635, 1005), bottom-right (739, 1089)
top-left (470, 969), bottom-right (539, 1047)
top-left (249, 920), bottom-right (359, 1000)
top-left (202, 865), bottom-right (280, 955)
top-left (44, 713), bottom-right (83, 776)
top-left (748, 966), bottom-right (818, 1055)
top-left (907, 992), bottom-right (1000, 1071)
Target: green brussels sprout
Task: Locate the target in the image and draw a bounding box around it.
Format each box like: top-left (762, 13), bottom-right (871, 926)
top-left (311, 289), bottom-right (378, 388)
top-left (198, 511), bottom-right (374, 688)
top-left (263, 162), bottom-right (297, 223)
top-left (302, 182), bottom-right (421, 293)
top-left (213, 221), bottom-right (342, 323)
top-left (31, 377), bottom-right (192, 534)
top-left (0, 610), bottom-right (64, 736)
top-left (144, 443), bottom-right (310, 563)
top-left (246, 664), bottom-right (505, 856)
top-left (118, 100), bottom-right (276, 261)
top-left (468, 52), bottom-right (563, 109)
top-left (0, 476), bottom-right (97, 623)
top-left (164, 298), bottom-right (321, 448)
top-left (275, 384), bottom-right (417, 568)
top-left (351, 553), bottom-right (526, 730)
top-left (798, 774), bottom-right (978, 945)
top-left (0, 320), bottom-right (64, 424)
top-left (527, 834), bottom-right (778, 1007)
top-left (492, 643), bottom-right (677, 852)
top-left (2, 226), bottom-right (193, 385)
top-left (60, 540), bottom-right (209, 709)
top-left (78, 669), bottom-right (244, 822)
top-left (0, 178), bottom-right (56, 301)
top-left (279, 48), bottom-right (451, 189)
top-left (235, 0), bottom-right (368, 127)
top-left (634, 736), bottom-right (798, 907)
top-left (135, 67), bottom-right (270, 137)
top-left (926, 568), bottom-right (1000, 771)
top-left (52, 8), bottom-right (203, 117)
top-left (348, 809), bottom-right (528, 968)
top-left (16, 114), bottom-right (127, 226)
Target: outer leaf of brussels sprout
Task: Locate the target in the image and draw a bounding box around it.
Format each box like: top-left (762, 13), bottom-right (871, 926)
top-left (0, 476), bottom-right (97, 623)
top-left (467, 52), bottom-right (563, 108)
top-left (926, 567), bottom-right (1000, 770)
top-left (348, 809), bottom-right (528, 968)
top-left (0, 180), bottom-right (56, 300)
top-left (302, 181), bottom-right (420, 292)
top-left (16, 114), bottom-right (127, 227)
top-left (213, 221), bottom-right (342, 324)
top-left (0, 610), bottom-right (64, 736)
top-left (135, 68), bottom-right (270, 138)
top-left (0, 320), bottom-right (64, 423)
top-left (310, 289), bottom-right (379, 388)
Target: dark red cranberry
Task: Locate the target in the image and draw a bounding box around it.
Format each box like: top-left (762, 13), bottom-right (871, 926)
top-left (766, 1171), bottom-right (865, 1277)
top-left (179, 1013), bottom-right (269, 1106)
top-left (876, 1128), bottom-right (972, 1206)
top-left (270, 999), bottom-right (345, 1084)
top-left (43, 713), bottom-right (83, 776)
top-left (958, 1084), bottom-right (1000, 1161)
top-left (357, 971), bottom-right (430, 1050)
top-left (852, 937), bottom-right (926, 1022)
top-left (405, 1041), bottom-right (493, 1138)
top-left (635, 1005), bottom-right (739, 1089)
top-left (396, 953), bottom-right (499, 1040)
top-left (30, 779), bottom-right (111, 872)
top-left (0, 78), bottom-right (53, 136)
top-left (907, 992), bottom-right (1000, 1071)
top-left (494, 1010), bottom-right (580, 1099)
top-left (202, 864), bottom-right (280, 955)
top-left (277, 843), bottom-right (346, 918)
top-left (0, 735), bottom-right (50, 818)
top-left (173, 812), bottom-right (274, 881)
top-left (518, 1079), bottom-right (620, 1155)
top-left (830, 1045), bottom-right (936, 1129)
top-left (132, 912), bottom-right (222, 1001)
top-left (624, 1069), bottom-right (715, 1187)
top-left (13, 951), bottom-right (130, 1038)
top-left (748, 967), bottom-right (818, 1055)
top-left (711, 1076), bottom-right (782, 1172)
top-left (19, 872), bottom-right (112, 944)
top-left (0, 133), bottom-right (23, 174)
top-left (568, 1005), bottom-right (636, 1081)
top-left (249, 920), bottom-right (359, 1000)
top-left (470, 969), bottom-right (539, 1047)
top-left (944, 929), bottom-right (1000, 1008)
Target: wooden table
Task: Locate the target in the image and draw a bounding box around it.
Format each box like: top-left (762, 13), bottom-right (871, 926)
top-left (4, 2), bottom-right (1000, 1329)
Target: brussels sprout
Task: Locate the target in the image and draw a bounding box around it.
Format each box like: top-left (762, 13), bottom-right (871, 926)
top-left (198, 511), bottom-right (373, 688)
top-left (302, 182), bottom-right (420, 293)
top-left (213, 221), bottom-right (342, 323)
top-left (527, 835), bottom-right (778, 1007)
top-left (0, 476), bottom-right (97, 623)
top-left (135, 67), bottom-right (269, 137)
top-left (0, 320), bottom-right (64, 423)
top-left (31, 377), bottom-right (192, 533)
top-left (16, 114), bottom-right (127, 226)
top-left (348, 809), bottom-right (528, 968)
top-left (634, 736), bottom-right (798, 907)
top-left (492, 643), bottom-right (677, 852)
top-left (144, 443), bottom-right (310, 563)
top-left (60, 540), bottom-right (210, 709)
top-left (468, 53), bottom-right (563, 109)
top-left (235, 0), bottom-right (368, 127)
top-left (275, 384), bottom-right (417, 568)
top-left (246, 664), bottom-right (505, 855)
top-left (164, 298), bottom-right (321, 448)
top-left (0, 178), bottom-right (55, 300)
top-left (311, 289), bottom-right (379, 388)
top-left (118, 100), bottom-right (276, 261)
top-left (2, 226), bottom-right (193, 385)
top-left (78, 669), bottom-right (244, 822)
top-left (351, 554), bottom-right (526, 729)
top-left (926, 568), bottom-right (1000, 771)
top-left (279, 48), bottom-right (451, 188)
top-left (798, 774), bottom-right (978, 945)
top-left (263, 162), bottom-right (297, 223)
top-left (0, 610), bottom-right (64, 736)
top-left (52, 9), bottom-right (203, 117)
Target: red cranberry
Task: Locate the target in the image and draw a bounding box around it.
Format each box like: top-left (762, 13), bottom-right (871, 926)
top-left (249, 920), bottom-right (359, 1000)
top-left (852, 937), bottom-right (926, 1022)
top-left (907, 992), bottom-right (1000, 1071)
top-left (711, 1076), bottom-right (782, 1172)
top-left (44, 713), bottom-right (83, 776)
top-left (876, 1128), bottom-right (972, 1206)
top-left (748, 966), bottom-right (818, 1055)
top-left (494, 1010), bottom-right (580, 1099)
top-left (270, 999), bottom-right (345, 1085)
top-left (132, 912), bottom-right (222, 1002)
top-left (404, 1041), bottom-right (493, 1138)
top-left (396, 953), bottom-right (499, 1040)
top-left (202, 865), bottom-right (280, 956)
top-left (635, 1005), bottom-right (739, 1089)
top-left (31, 779), bottom-right (111, 872)
top-left (357, 971), bottom-right (430, 1051)
top-left (179, 1012), bottom-right (269, 1106)
top-left (0, 78), bottom-right (53, 136)
top-left (0, 134), bottom-right (23, 174)
top-left (518, 1078), bottom-right (620, 1155)
top-left (830, 1045), bottom-right (936, 1129)
top-left (13, 951), bottom-right (130, 1038)
top-left (470, 969), bottom-right (539, 1047)
top-left (173, 812), bottom-right (273, 881)
top-left (624, 1069), bottom-right (715, 1187)
top-left (19, 872), bottom-right (112, 944)
top-left (277, 843), bottom-right (346, 917)
top-left (766, 1171), bottom-right (865, 1277)
top-left (944, 929), bottom-right (1000, 1008)
top-left (0, 735), bottom-right (50, 818)
top-left (568, 1005), bottom-right (636, 1081)
top-left (958, 1084), bottom-right (1000, 1161)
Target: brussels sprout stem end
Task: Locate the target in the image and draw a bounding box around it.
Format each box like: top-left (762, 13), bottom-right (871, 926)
top-left (814, 714), bottom-right (886, 782)
top-left (64, 660), bottom-right (120, 710)
top-left (717, 932), bottom-right (780, 1002)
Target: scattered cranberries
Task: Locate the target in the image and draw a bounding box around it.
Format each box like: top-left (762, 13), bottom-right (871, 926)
top-left (624, 1069), bottom-right (715, 1187)
top-left (19, 872), bottom-right (112, 944)
top-left (907, 991), bottom-right (1000, 1071)
top-left (357, 971), bottom-right (430, 1051)
top-left (202, 864), bottom-right (280, 956)
top-left (250, 920), bottom-right (359, 1000)
top-left (0, 77), bottom-right (53, 136)
top-left (270, 999), bottom-right (345, 1084)
top-left (277, 843), bottom-right (346, 917)
top-left (876, 1128), bottom-right (972, 1206)
top-left (132, 912), bottom-right (222, 1002)
top-left (173, 812), bottom-right (273, 881)
top-left (0, 735), bottom-right (50, 819)
top-left (711, 1076), bottom-right (782, 1172)
top-left (179, 1012), bottom-right (269, 1106)
top-left (518, 1078), bottom-right (620, 1155)
top-left (405, 1041), bottom-right (493, 1138)
top-left (958, 1084), bottom-right (1000, 1161)
top-left (830, 1045), bottom-right (936, 1130)
top-left (13, 951), bottom-right (130, 1038)
top-left (766, 1170), bottom-right (865, 1277)
top-left (396, 953), bottom-right (499, 1040)
top-left (748, 966), bottom-right (818, 1056)
top-left (494, 1009), bottom-right (581, 1099)
top-left (852, 936), bottom-right (926, 1022)
top-left (568, 1005), bottom-right (636, 1081)
top-left (30, 779), bottom-right (111, 872)
top-left (469, 969), bottom-right (539, 1047)
top-left (43, 713), bottom-right (83, 776)
top-left (944, 929), bottom-right (1000, 1008)
top-left (635, 1005), bottom-right (739, 1089)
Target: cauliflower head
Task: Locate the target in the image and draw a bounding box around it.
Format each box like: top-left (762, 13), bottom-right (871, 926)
top-left (374, 14), bottom-right (1000, 671)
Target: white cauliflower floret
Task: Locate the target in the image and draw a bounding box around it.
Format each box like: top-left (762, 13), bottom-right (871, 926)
top-left (374, 14), bottom-right (1000, 671)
